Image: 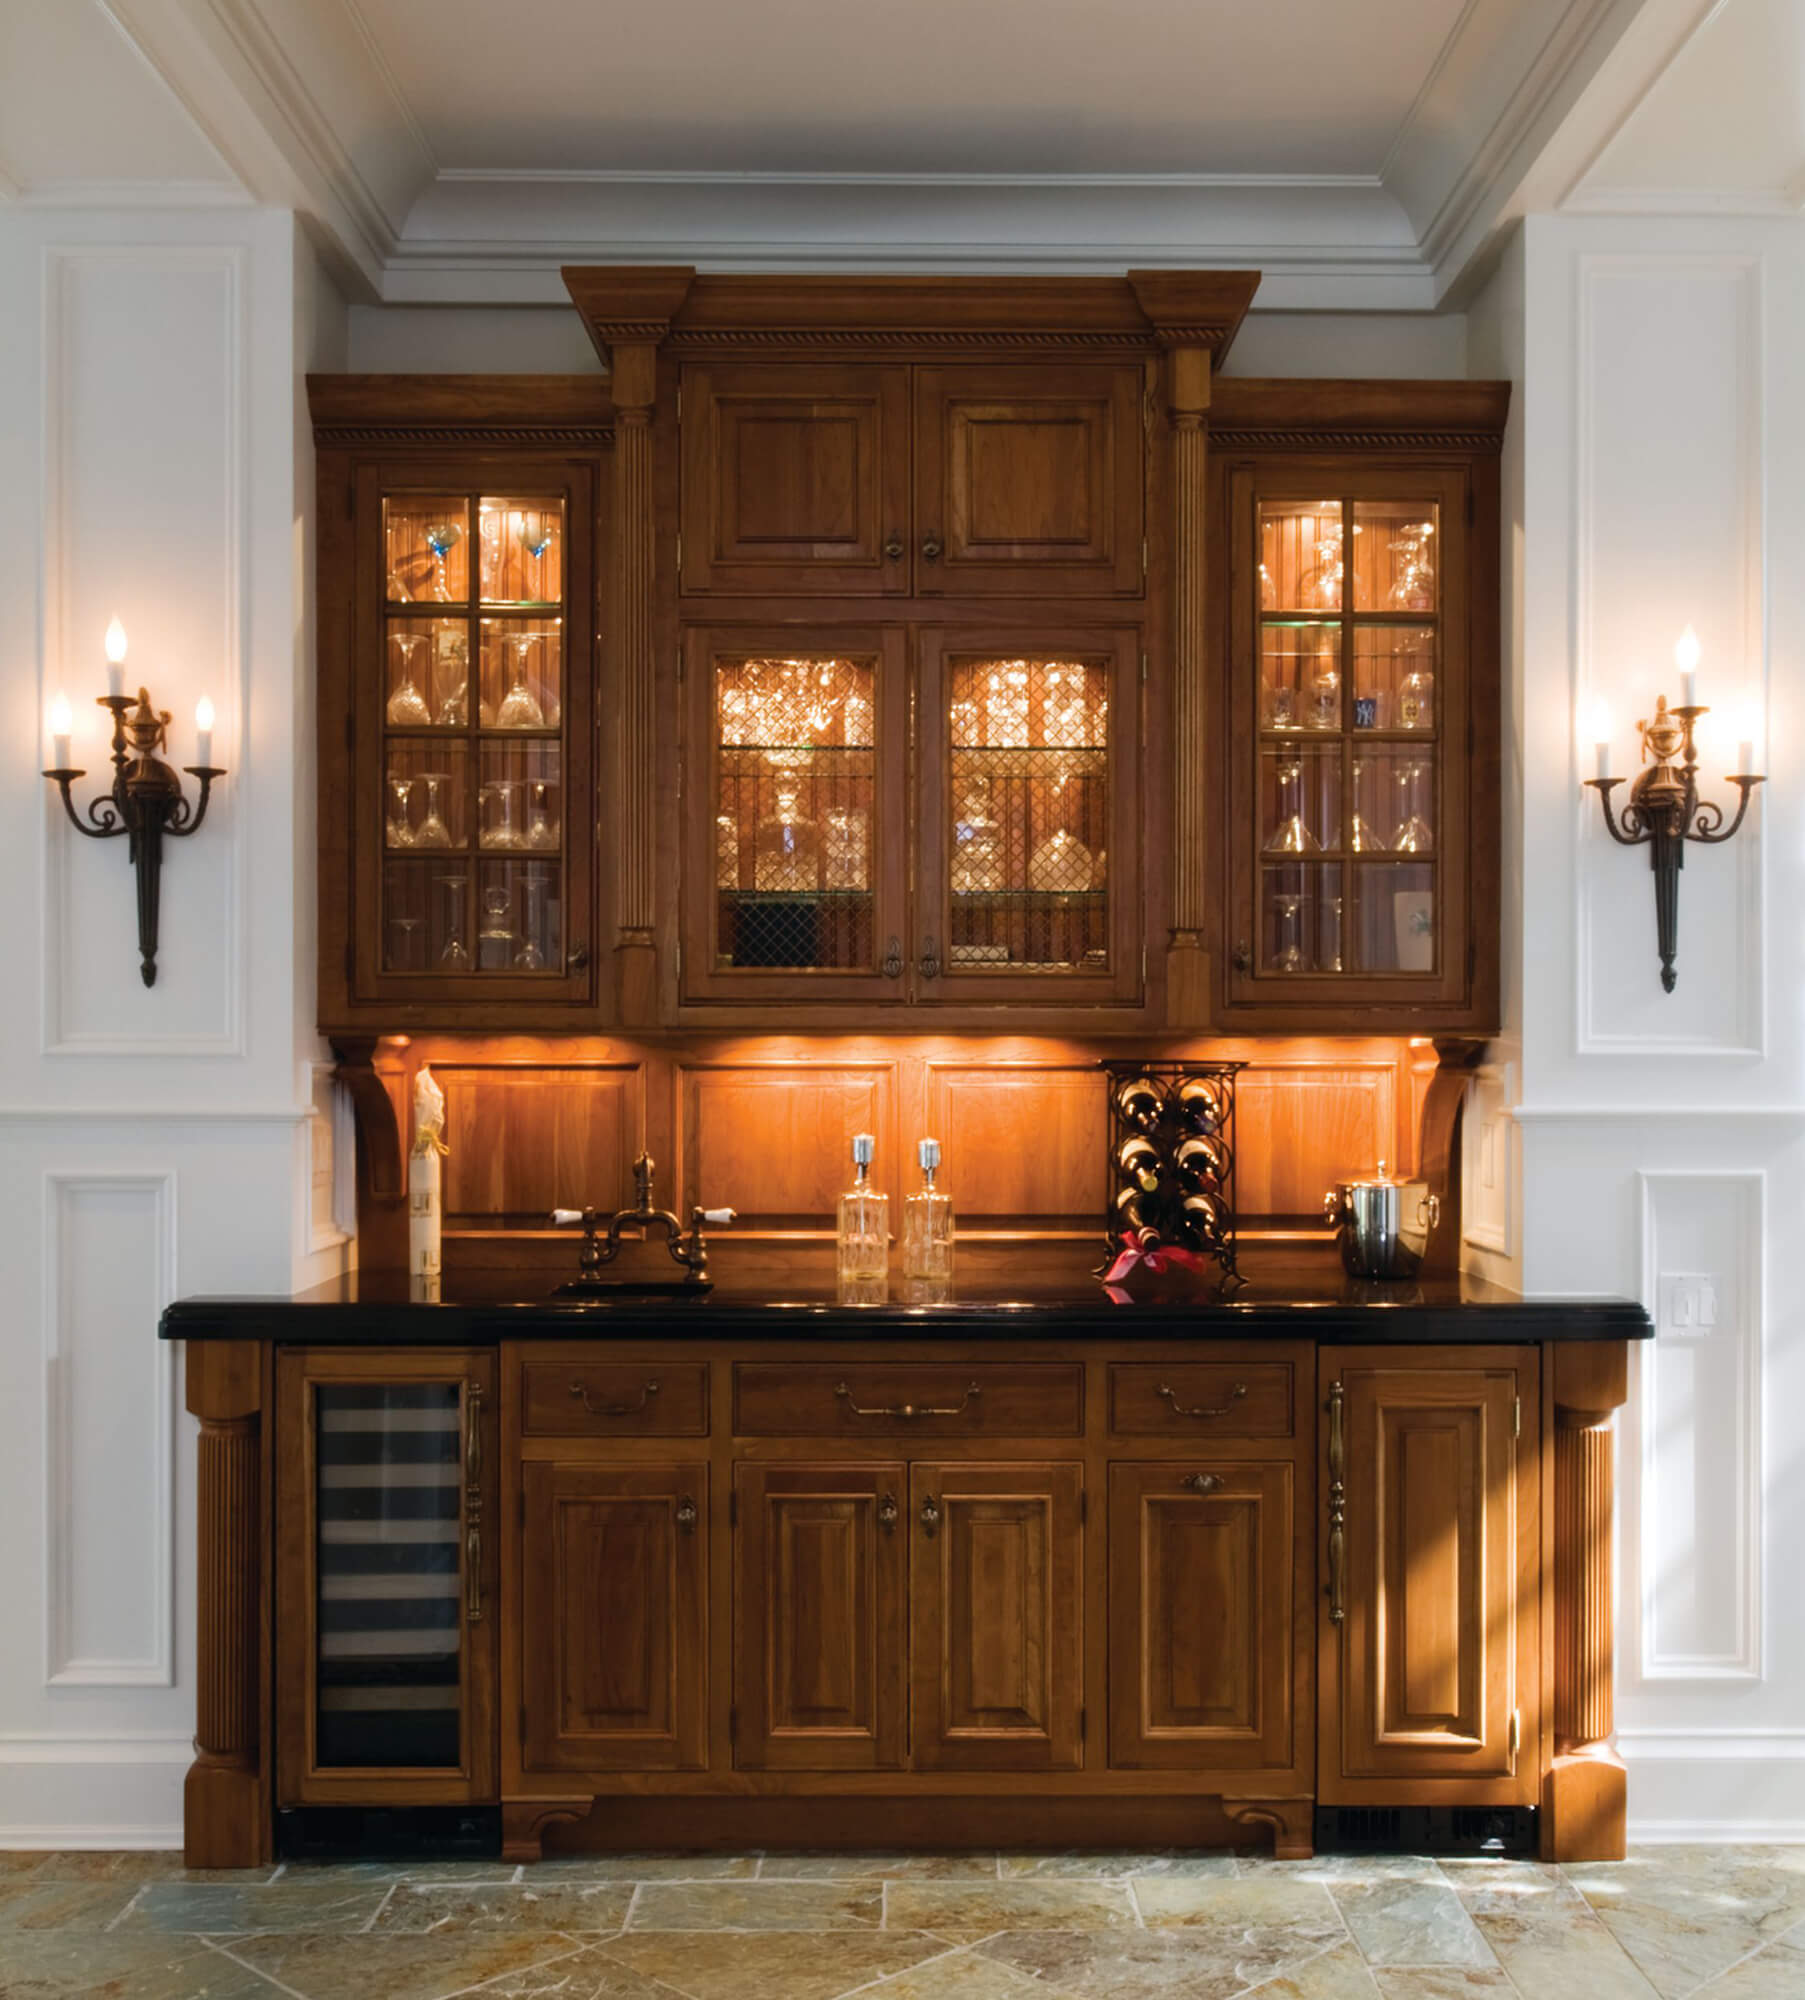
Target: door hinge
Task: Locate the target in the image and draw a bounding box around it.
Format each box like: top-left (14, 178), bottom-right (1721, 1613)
top-left (1139, 651), bottom-right (1149, 684)
top-left (1508, 1706), bottom-right (1521, 1764)
top-left (675, 939), bottom-right (684, 983)
top-left (1513, 1395), bottom-right (1521, 1439)
top-left (1141, 536), bottom-right (1148, 579)
top-left (675, 532), bottom-right (682, 575)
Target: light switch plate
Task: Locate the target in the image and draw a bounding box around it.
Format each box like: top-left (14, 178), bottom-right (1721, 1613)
top-left (1659, 1271), bottom-right (1718, 1337)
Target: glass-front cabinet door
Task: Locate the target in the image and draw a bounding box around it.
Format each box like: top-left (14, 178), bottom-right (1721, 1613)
top-left (275, 1350), bottom-right (497, 1806)
top-left (682, 627), bottom-right (909, 1003)
top-left (1225, 465), bottom-right (1476, 1020)
top-left (918, 629), bottom-right (1142, 1004)
top-left (353, 463), bottom-right (596, 1009)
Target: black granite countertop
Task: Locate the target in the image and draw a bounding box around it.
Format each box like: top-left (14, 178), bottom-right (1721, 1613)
top-left (159, 1240), bottom-right (1650, 1345)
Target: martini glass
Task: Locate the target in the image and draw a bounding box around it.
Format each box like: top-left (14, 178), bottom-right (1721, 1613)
top-left (416, 775), bottom-right (453, 849)
top-left (1391, 762), bottom-right (1434, 853)
top-left (438, 874), bottom-right (470, 969)
top-left (387, 775), bottom-right (416, 848)
top-left (1274, 893), bottom-right (1306, 973)
top-left (526, 781), bottom-right (556, 850)
top-left (496, 635), bottom-right (545, 728)
top-left (515, 874), bottom-right (547, 970)
top-left (387, 914), bottom-right (422, 970)
top-left (425, 521), bottom-right (461, 603)
top-left (386, 634), bottom-right (431, 726)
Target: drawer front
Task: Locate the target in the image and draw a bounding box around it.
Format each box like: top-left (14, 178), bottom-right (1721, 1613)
top-left (523, 1359), bottom-right (709, 1438)
top-left (734, 1362), bottom-right (1082, 1438)
top-left (1109, 1363), bottom-right (1294, 1439)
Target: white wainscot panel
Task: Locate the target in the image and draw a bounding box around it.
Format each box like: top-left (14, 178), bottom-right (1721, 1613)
top-left (42, 246), bottom-right (245, 1055)
top-left (1576, 254), bottom-right (1765, 1056)
top-left (1461, 1060), bottom-right (1516, 1256)
top-left (1627, 1170), bottom-right (1763, 1684)
top-left (42, 1172), bottom-right (176, 1686)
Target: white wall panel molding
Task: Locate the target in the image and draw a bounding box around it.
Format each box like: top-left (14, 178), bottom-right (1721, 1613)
top-left (1625, 1169), bottom-right (1764, 1686)
top-left (1619, 1730), bottom-right (1805, 1759)
top-left (1512, 1104), bottom-right (1805, 1120)
top-left (1572, 249), bottom-right (1766, 1059)
top-left (1461, 1059), bottom-right (1518, 1256)
top-left (0, 1105), bottom-right (312, 1123)
top-left (41, 1171), bottom-right (177, 1688)
top-left (39, 241), bottom-right (250, 1060)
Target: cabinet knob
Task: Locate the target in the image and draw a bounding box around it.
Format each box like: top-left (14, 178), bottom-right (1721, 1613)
top-left (1231, 940), bottom-right (1252, 973)
top-left (675, 1495), bottom-right (698, 1534)
top-left (1181, 1472), bottom-right (1223, 1495)
top-left (883, 935), bottom-right (903, 979)
top-left (877, 1493), bottom-right (899, 1532)
top-left (920, 536), bottom-right (943, 562)
top-left (569, 942), bottom-right (590, 972)
top-left (919, 1496), bottom-right (941, 1535)
top-left (883, 535), bottom-right (905, 561)
top-left (919, 936), bottom-right (941, 981)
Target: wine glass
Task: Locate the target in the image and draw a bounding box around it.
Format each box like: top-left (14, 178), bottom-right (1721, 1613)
top-left (477, 884), bottom-right (516, 970)
top-left (480, 780), bottom-right (523, 850)
top-left (1398, 665), bottom-right (1434, 731)
top-left (515, 873), bottom-right (547, 970)
top-left (1349, 758), bottom-right (1386, 853)
top-left (1265, 761), bottom-right (1320, 855)
top-left (386, 634), bottom-right (431, 726)
top-left (1320, 893), bottom-right (1345, 974)
top-left (1274, 893), bottom-right (1306, 973)
top-left (1306, 663), bottom-right (1341, 732)
top-left (1391, 761), bottom-right (1434, 853)
top-left (387, 775), bottom-right (417, 848)
top-left (425, 521), bottom-right (461, 603)
top-left (435, 667), bottom-right (468, 727)
top-left (416, 774), bottom-right (453, 849)
top-left (438, 874), bottom-right (470, 969)
top-left (495, 634), bottom-right (545, 728)
top-left (526, 781), bottom-right (556, 850)
top-left (387, 914), bottom-right (422, 970)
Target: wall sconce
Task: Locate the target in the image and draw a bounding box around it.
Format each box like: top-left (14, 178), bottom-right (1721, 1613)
top-left (1583, 627), bottom-right (1763, 992)
top-left (43, 620), bottom-right (227, 988)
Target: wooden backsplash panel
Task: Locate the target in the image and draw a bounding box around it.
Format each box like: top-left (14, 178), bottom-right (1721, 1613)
top-left (439, 1064), bottom-right (641, 1222)
top-left (924, 1064), bottom-right (1107, 1218)
top-left (1234, 1062), bottom-right (1397, 1215)
top-left (678, 1062), bottom-right (898, 1223)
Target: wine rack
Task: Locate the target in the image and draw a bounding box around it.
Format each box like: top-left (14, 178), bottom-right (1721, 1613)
top-left (1100, 1059), bottom-right (1247, 1282)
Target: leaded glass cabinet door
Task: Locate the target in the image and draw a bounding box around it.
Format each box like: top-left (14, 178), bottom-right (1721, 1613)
top-left (276, 1350), bottom-right (497, 1806)
top-left (352, 461), bottom-right (597, 1011)
top-left (917, 628), bottom-right (1143, 1004)
top-left (682, 626), bottom-right (909, 1004)
top-left (1224, 462), bottom-right (1481, 1024)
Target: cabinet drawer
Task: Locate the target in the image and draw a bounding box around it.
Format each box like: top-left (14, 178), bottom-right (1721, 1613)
top-left (1109, 1363), bottom-right (1294, 1438)
top-left (523, 1359), bottom-right (709, 1437)
top-left (734, 1362), bottom-right (1082, 1438)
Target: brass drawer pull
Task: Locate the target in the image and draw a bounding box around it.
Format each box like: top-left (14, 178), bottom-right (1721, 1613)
top-left (877, 1492), bottom-right (899, 1532)
top-left (835, 1380), bottom-right (980, 1420)
top-left (464, 1385), bottom-right (484, 1625)
top-left (1157, 1380), bottom-right (1248, 1421)
top-left (921, 535), bottom-right (943, 561)
top-left (883, 935), bottom-right (904, 979)
top-left (465, 1525), bottom-right (482, 1624)
top-left (920, 1496), bottom-right (941, 1535)
top-left (883, 535), bottom-right (905, 561)
top-left (675, 1495), bottom-right (698, 1534)
top-left (1327, 1380), bottom-right (1346, 1625)
top-left (1181, 1472), bottom-right (1223, 1495)
top-left (570, 1377), bottom-right (660, 1418)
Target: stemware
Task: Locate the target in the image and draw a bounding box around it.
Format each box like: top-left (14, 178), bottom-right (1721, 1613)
top-left (416, 774), bottom-right (453, 849)
top-left (1391, 761), bottom-right (1434, 853)
top-left (425, 521), bottom-right (462, 603)
top-left (386, 634), bottom-right (432, 726)
top-left (435, 664), bottom-right (468, 727)
top-left (387, 914), bottom-right (422, 970)
top-left (1348, 758), bottom-right (1386, 853)
top-left (481, 779), bottom-right (523, 851)
top-left (1265, 761), bottom-right (1320, 855)
top-left (438, 874), bottom-right (470, 969)
top-left (526, 781), bottom-right (557, 850)
top-left (1320, 893), bottom-right (1345, 973)
top-left (515, 873), bottom-right (547, 970)
top-left (477, 884), bottom-right (517, 970)
top-left (1305, 663), bottom-right (1341, 731)
top-left (1398, 665), bottom-right (1434, 731)
top-left (1274, 893), bottom-right (1306, 973)
top-left (387, 775), bottom-right (417, 848)
top-left (496, 634), bottom-right (546, 729)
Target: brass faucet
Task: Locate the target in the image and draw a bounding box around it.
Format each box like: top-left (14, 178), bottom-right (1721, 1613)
top-left (551, 1154), bottom-right (735, 1288)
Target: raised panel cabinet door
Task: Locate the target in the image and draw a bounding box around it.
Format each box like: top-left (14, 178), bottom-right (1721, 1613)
top-left (1108, 1462), bottom-right (1294, 1772)
top-left (914, 364), bottom-right (1144, 595)
top-left (733, 1463), bottom-right (907, 1770)
top-left (680, 364), bottom-right (912, 595)
top-left (911, 1462), bottom-right (1083, 1772)
top-left (275, 1349), bottom-right (498, 1807)
top-left (1324, 1351), bottom-right (1537, 1797)
top-left (518, 1461), bottom-right (707, 1773)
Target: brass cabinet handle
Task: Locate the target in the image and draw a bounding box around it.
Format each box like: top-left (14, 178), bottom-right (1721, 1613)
top-left (1158, 1381), bottom-right (1248, 1421)
top-left (883, 935), bottom-right (903, 979)
top-left (570, 1377), bottom-right (660, 1417)
top-left (836, 1380), bottom-right (981, 1419)
top-left (921, 535), bottom-right (943, 561)
top-left (878, 1492), bottom-right (899, 1532)
top-left (1231, 940), bottom-right (1252, 973)
top-left (883, 535), bottom-right (905, 561)
top-left (920, 936), bottom-right (941, 981)
top-left (1181, 1472), bottom-right (1223, 1495)
top-left (464, 1385), bottom-right (484, 1625)
top-left (920, 1496), bottom-right (941, 1535)
top-left (676, 1495), bottom-right (698, 1534)
top-left (1327, 1380), bottom-right (1346, 1625)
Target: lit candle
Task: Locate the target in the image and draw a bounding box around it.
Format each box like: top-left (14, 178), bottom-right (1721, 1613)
top-left (1589, 696), bottom-right (1612, 781)
top-left (104, 618), bottom-right (128, 700)
top-left (194, 694), bottom-right (215, 769)
top-left (48, 692), bottom-right (72, 770)
top-left (1675, 626), bottom-right (1700, 710)
top-left (1739, 737), bottom-right (1755, 777)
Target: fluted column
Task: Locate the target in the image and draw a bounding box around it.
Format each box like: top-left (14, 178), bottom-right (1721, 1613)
top-left (610, 343), bottom-right (659, 1021)
top-left (1166, 346), bottom-right (1212, 1023)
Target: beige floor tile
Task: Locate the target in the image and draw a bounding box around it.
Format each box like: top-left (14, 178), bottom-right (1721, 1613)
top-left (116, 1877), bottom-right (391, 1935)
top-left (374, 1882), bottom-right (634, 1934)
top-left (996, 1850), bottom-right (1237, 1881)
top-left (851, 1947), bottom-right (1063, 1998)
top-left (1326, 1873), bottom-right (1497, 1968)
top-left (0, 1932), bottom-right (284, 1998)
top-left (977, 1924), bottom-right (1341, 2000)
top-left (223, 1928), bottom-right (589, 2000)
top-left (1132, 1873), bottom-right (1345, 1940)
top-left (1244, 1940), bottom-right (1385, 1998)
top-left (0, 1851), bottom-right (274, 1886)
top-left (440, 1940), bottom-right (701, 1998)
top-left (884, 1879), bottom-right (1137, 1938)
top-left (758, 1853), bottom-right (1000, 1881)
top-left (1448, 1864), bottom-right (1660, 2000)
top-left (599, 1927), bottom-right (952, 2000)
top-left (0, 1878), bottom-right (145, 1930)
top-left (283, 1858), bottom-right (522, 1885)
top-left (625, 1879), bottom-right (884, 1930)
top-left (525, 1854), bottom-right (758, 1883)
top-left (1369, 1971), bottom-right (1514, 1999)
top-left (1692, 1932), bottom-right (1805, 1998)
top-left (1561, 1849), bottom-right (1805, 2000)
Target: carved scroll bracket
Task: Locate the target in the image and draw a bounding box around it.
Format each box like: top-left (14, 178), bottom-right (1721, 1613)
top-left (331, 1035), bottom-right (409, 1274)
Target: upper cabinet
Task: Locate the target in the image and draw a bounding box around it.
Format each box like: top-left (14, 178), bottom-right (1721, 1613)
top-left (1210, 384), bottom-right (1506, 1032)
top-left (679, 360), bottom-right (1144, 598)
top-left (311, 379), bottom-right (612, 1031)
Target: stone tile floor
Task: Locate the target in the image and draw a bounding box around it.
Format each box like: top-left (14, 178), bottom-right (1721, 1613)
top-left (0, 1846), bottom-right (1801, 1999)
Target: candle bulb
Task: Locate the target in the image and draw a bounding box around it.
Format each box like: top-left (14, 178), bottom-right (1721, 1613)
top-left (48, 693), bottom-right (72, 771)
top-left (1588, 696), bottom-right (1613, 782)
top-left (104, 618), bottom-right (128, 700)
top-left (194, 694), bottom-right (215, 770)
top-left (1738, 739), bottom-right (1755, 777)
top-left (1675, 626), bottom-right (1701, 710)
